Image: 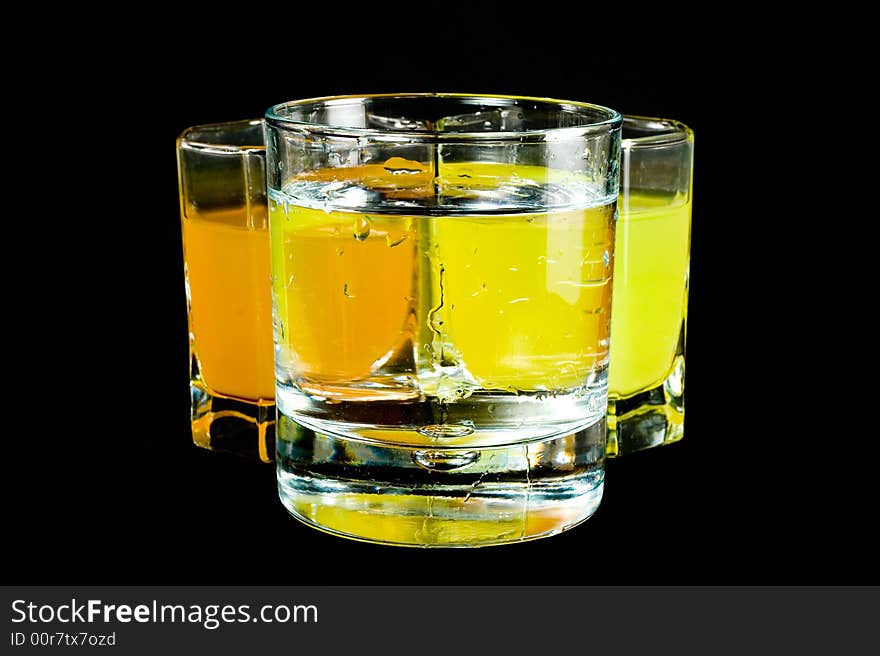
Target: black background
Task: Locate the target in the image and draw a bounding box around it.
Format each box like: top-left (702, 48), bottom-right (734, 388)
top-left (7, 19), bottom-right (873, 584)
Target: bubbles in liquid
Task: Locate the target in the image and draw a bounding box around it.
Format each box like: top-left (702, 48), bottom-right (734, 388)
top-left (412, 449), bottom-right (480, 470)
top-left (416, 424), bottom-right (476, 439)
top-left (353, 217), bottom-right (371, 241)
top-left (382, 157), bottom-right (425, 175)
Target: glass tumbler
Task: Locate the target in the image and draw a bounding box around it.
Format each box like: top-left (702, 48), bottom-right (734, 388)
top-left (607, 116), bottom-right (694, 455)
top-left (267, 93), bottom-right (622, 546)
top-left (177, 119), bottom-right (275, 462)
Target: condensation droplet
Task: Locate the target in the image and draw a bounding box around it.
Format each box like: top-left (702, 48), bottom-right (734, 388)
top-left (353, 217), bottom-right (371, 241)
top-left (336, 247), bottom-right (344, 256)
top-left (386, 234), bottom-right (407, 247)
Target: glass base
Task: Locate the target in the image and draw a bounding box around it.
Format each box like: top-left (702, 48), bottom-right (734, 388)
top-left (276, 414), bottom-right (605, 547)
top-left (607, 355), bottom-right (684, 457)
top-left (191, 379), bottom-right (275, 462)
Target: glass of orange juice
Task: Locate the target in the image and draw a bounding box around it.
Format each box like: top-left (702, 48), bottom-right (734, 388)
top-left (177, 119), bottom-right (275, 461)
top-left (607, 116), bottom-right (694, 456)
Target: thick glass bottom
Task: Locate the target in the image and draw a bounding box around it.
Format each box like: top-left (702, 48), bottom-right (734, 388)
top-left (191, 379), bottom-right (275, 463)
top-left (607, 354), bottom-right (684, 457)
top-left (276, 414), bottom-right (605, 547)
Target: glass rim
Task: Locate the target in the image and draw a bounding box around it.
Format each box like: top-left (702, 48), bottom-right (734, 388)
top-left (177, 118), bottom-right (265, 153)
top-left (265, 92), bottom-right (622, 141)
top-left (622, 115), bottom-right (693, 150)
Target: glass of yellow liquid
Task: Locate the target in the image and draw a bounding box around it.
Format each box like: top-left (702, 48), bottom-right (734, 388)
top-left (177, 119), bottom-right (275, 461)
top-left (607, 117), bottom-right (694, 455)
top-left (267, 94), bottom-right (622, 546)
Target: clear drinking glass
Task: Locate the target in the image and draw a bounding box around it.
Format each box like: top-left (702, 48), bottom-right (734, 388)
top-left (267, 93), bottom-right (621, 546)
top-left (607, 116), bottom-right (693, 456)
top-left (177, 119), bottom-right (275, 462)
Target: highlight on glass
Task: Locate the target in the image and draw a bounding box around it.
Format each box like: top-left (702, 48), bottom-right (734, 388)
top-left (266, 93), bottom-right (621, 546)
top-left (177, 119), bottom-right (275, 462)
top-left (607, 116), bottom-right (693, 456)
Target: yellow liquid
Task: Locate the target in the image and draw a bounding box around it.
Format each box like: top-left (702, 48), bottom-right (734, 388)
top-left (608, 192), bottom-right (691, 397)
top-left (291, 493), bottom-right (587, 545)
top-left (182, 207), bottom-right (275, 401)
top-left (431, 203), bottom-right (614, 391)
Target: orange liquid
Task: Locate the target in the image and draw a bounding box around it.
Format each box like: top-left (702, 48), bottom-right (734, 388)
top-left (270, 201), bottom-right (416, 388)
top-left (182, 207), bottom-right (275, 401)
